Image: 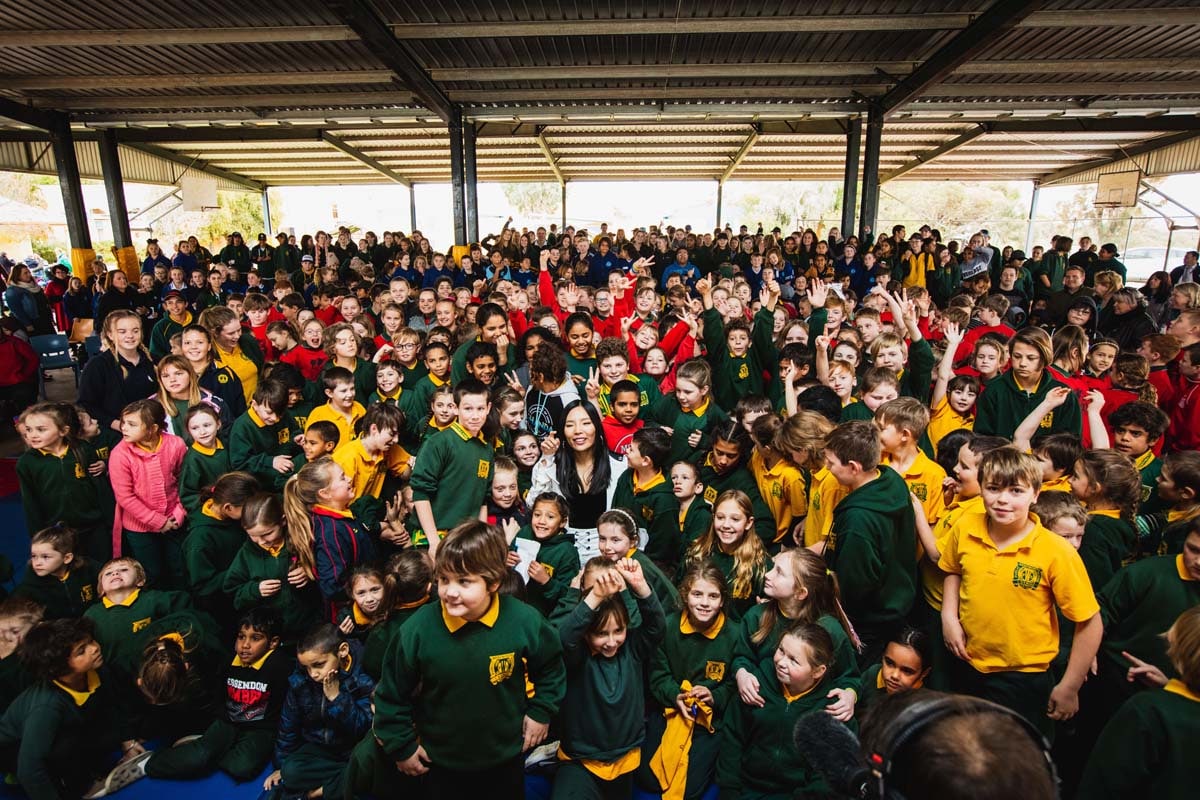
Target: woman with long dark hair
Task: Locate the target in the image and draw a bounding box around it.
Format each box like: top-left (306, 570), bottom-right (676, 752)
top-left (1140, 270), bottom-right (1173, 331)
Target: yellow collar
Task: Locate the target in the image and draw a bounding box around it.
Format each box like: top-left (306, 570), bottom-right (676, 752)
top-left (313, 504), bottom-right (354, 519)
top-left (632, 470), bottom-right (666, 493)
top-left (201, 499), bottom-right (223, 521)
top-left (191, 440), bottom-right (223, 456)
top-left (451, 421), bottom-right (486, 443)
top-left (1177, 554), bottom-right (1197, 582)
top-left (397, 596), bottom-right (431, 611)
top-left (352, 604), bottom-right (371, 626)
top-left (135, 436), bottom-right (162, 453)
top-left (442, 593), bottom-right (500, 632)
top-left (37, 445), bottom-right (70, 459)
top-left (1014, 373), bottom-right (1043, 394)
top-left (159, 632), bottom-right (185, 649)
top-left (53, 669), bottom-right (101, 707)
top-left (248, 406), bottom-right (268, 428)
top-left (1089, 508), bottom-right (1122, 519)
top-left (1164, 678), bottom-right (1200, 703)
top-left (680, 611), bottom-right (726, 640)
top-left (782, 681), bottom-right (819, 704)
top-left (1134, 450), bottom-right (1156, 471)
top-left (1041, 475), bottom-right (1071, 493)
top-left (232, 647), bottom-right (276, 671)
top-left (260, 541), bottom-right (285, 557)
top-left (429, 418), bottom-right (452, 431)
top-left (376, 387), bottom-right (402, 402)
top-left (687, 397), bottom-right (711, 417)
top-left (102, 588), bottom-right (140, 608)
top-left (429, 372), bottom-right (448, 387)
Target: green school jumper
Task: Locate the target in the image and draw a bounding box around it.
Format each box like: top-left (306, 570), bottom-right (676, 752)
top-left (898, 338), bottom-right (935, 404)
top-left (701, 306), bottom-right (777, 412)
top-left (839, 400), bottom-right (874, 422)
top-left (83, 589), bottom-right (191, 680)
top-left (1078, 679), bottom-right (1200, 800)
top-left (648, 394), bottom-right (728, 466)
top-left (825, 467), bottom-right (918, 660)
top-left (409, 422), bottom-right (494, 534)
top-left (701, 549), bottom-right (764, 621)
top-left (1135, 450), bottom-right (1165, 516)
top-left (630, 549), bottom-right (681, 611)
top-left (179, 441), bottom-right (231, 519)
top-left (13, 561), bottom-right (100, 620)
top-left (182, 504), bottom-right (246, 620)
top-left (730, 604), bottom-right (862, 698)
top-left (1079, 512), bottom-right (1137, 591)
top-left (222, 541), bottom-right (321, 640)
top-left (679, 499), bottom-right (713, 548)
top-left (149, 312), bottom-right (193, 361)
top-left (973, 371), bottom-right (1083, 439)
top-left (596, 374), bottom-right (662, 419)
top-left (450, 338), bottom-right (516, 384)
top-left (693, 452), bottom-right (777, 549)
top-left (85, 428), bottom-right (122, 462)
top-left (1097, 554), bottom-right (1200, 706)
top-left (565, 352), bottom-right (597, 384)
top-left (371, 595), bottom-right (566, 770)
top-left (610, 470), bottom-right (681, 567)
top-left (361, 597), bottom-right (433, 681)
top-left (16, 443), bottom-right (109, 539)
top-left (228, 408), bottom-right (299, 491)
top-left (716, 667), bottom-right (851, 798)
top-left (517, 527), bottom-right (581, 618)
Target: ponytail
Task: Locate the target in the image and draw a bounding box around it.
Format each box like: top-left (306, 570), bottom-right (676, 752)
top-left (282, 458), bottom-right (343, 581)
top-left (201, 471), bottom-right (260, 510)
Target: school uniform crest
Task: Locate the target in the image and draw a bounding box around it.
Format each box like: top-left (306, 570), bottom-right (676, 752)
top-left (1039, 412), bottom-right (1054, 429)
top-left (910, 483), bottom-right (927, 501)
top-left (74, 464), bottom-right (86, 479)
top-left (705, 660), bottom-right (726, 681)
top-left (80, 585), bottom-right (94, 602)
top-left (738, 363), bottom-right (749, 380)
top-left (488, 652), bottom-right (516, 685)
top-left (277, 428), bottom-right (290, 445)
top-left (770, 481), bottom-right (783, 499)
top-left (641, 504), bottom-right (655, 522)
top-left (477, 459), bottom-right (490, 478)
top-left (132, 616), bottom-right (152, 633)
top-left (704, 486), bottom-right (718, 504)
top-left (1012, 562), bottom-right (1043, 590)
top-left (217, 373), bottom-right (230, 384)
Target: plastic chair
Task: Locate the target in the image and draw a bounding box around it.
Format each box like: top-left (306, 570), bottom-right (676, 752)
top-left (31, 333), bottom-right (80, 398)
top-left (84, 334), bottom-right (103, 358)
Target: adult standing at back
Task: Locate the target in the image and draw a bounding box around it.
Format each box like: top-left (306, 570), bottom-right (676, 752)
top-left (199, 305), bottom-right (263, 405)
top-left (3, 263), bottom-right (54, 336)
top-left (94, 269), bottom-right (136, 331)
top-left (1169, 250), bottom-right (1199, 286)
top-left (1095, 243), bottom-right (1127, 285)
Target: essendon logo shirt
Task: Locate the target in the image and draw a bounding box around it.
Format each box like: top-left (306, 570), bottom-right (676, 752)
top-left (226, 676), bottom-right (272, 723)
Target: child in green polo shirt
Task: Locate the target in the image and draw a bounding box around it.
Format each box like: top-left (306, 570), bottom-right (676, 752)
top-left (1070, 449), bottom-right (1142, 588)
top-left (179, 404), bottom-right (230, 519)
top-left (648, 358), bottom-right (727, 466)
top-left (369, 520), bottom-right (566, 795)
top-left (410, 379), bottom-right (495, 551)
top-left (611, 427), bottom-right (680, 568)
top-left (670, 460), bottom-right (711, 548)
top-left (14, 525), bottom-right (98, 620)
top-left (228, 379), bottom-right (299, 491)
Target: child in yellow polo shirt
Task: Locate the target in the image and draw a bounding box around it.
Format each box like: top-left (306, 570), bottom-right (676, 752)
top-left (776, 411), bottom-right (840, 550)
top-left (748, 413), bottom-right (808, 548)
top-left (939, 447), bottom-right (1102, 735)
top-left (332, 403), bottom-right (406, 502)
top-left (876, 397), bottom-right (946, 526)
top-left (305, 367), bottom-right (364, 447)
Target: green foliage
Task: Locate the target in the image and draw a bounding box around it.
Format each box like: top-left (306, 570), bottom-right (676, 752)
top-left (877, 181), bottom-right (1028, 244)
top-left (501, 182), bottom-right (560, 218)
top-left (196, 191), bottom-right (265, 244)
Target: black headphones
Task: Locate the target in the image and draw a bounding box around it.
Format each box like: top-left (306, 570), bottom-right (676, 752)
top-left (864, 694), bottom-right (1059, 800)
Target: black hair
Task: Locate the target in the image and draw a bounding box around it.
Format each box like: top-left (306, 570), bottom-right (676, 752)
top-left (251, 378), bottom-right (289, 415)
top-left (262, 361), bottom-right (305, 392)
top-left (237, 606), bottom-right (283, 639)
top-left (890, 626), bottom-right (933, 670)
top-left (631, 426), bottom-right (672, 470)
top-left (297, 622), bottom-right (343, 656)
top-left (609, 379), bottom-right (641, 401)
top-left (935, 429), bottom-right (975, 477)
top-left (1030, 432), bottom-right (1084, 474)
top-left (356, 401), bottom-right (404, 437)
top-left (20, 617), bottom-right (96, 680)
top-left (453, 377), bottom-right (492, 405)
top-left (305, 420), bottom-right (340, 447)
top-left (465, 340), bottom-right (500, 366)
top-left (710, 418), bottom-right (752, 456)
top-left (554, 400), bottom-right (612, 500)
top-left (517, 325), bottom-right (556, 366)
top-left (795, 384), bottom-right (842, 424)
top-left (1108, 401), bottom-right (1170, 441)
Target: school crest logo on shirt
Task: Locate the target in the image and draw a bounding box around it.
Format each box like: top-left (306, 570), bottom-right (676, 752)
top-left (770, 482), bottom-right (783, 499)
top-left (488, 652), bottom-right (516, 685)
top-left (80, 585), bottom-right (94, 602)
top-left (74, 464), bottom-right (86, 479)
top-left (96, 446), bottom-right (110, 460)
top-left (705, 660), bottom-right (726, 681)
top-left (1012, 562), bottom-right (1043, 590)
top-left (477, 459), bottom-right (490, 478)
top-left (910, 483), bottom-right (927, 501)
top-left (1039, 412), bottom-right (1054, 429)
top-left (132, 617), bottom-right (152, 633)
top-left (738, 364), bottom-right (749, 380)
top-left (277, 428), bottom-right (290, 445)
top-left (704, 486), bottom-right (718, 504)
top-left (217, 373), bottom-right (230, 384)
top-left (641, 504), bottom-right (655, 522)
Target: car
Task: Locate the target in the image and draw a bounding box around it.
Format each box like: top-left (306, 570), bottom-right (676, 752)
top-left (1122, 246), bottom-right (1192, 282)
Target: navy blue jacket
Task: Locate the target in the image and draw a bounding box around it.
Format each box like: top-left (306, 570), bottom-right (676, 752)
top-left (275, 639), bottom-right (375, 763)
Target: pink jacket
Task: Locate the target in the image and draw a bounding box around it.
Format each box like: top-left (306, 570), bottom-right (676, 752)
top-left (108, 433), bottom-right (188, 557)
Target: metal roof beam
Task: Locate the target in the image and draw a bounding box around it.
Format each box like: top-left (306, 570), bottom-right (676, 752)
top-left (721, 126), bottom-right (761, 182)
top-left (922, 81), bottom-right (1200, 97)
top-left (880, 126), bottom-right (988, 182)
top-left (988, 117), bottom-right (1200, 133)
top-left (120, 141), bottom-right (264, 192)
top-left (0, 96), bottom-right (58, 129)
top-left (452, 87), bottom-right (888, 103)
top-left (1037, 131), bottom-right (1200, 185)
top-left (320, 132), bottom-right (411, 186)
top-left (329, 0), bottom-right (454, 123)
top-left (393, 9), bottom-right (1199, 38)
top-left (36, 92), bottom-right (414, 111)
top-left (876, 0), bottom-right (1043, 118)
top-left (535, 130), bottom-right (566, 185)
top-left (0, 26), bottom-right (355, 47)
top-left (2, 71), bottom-right (397, 91)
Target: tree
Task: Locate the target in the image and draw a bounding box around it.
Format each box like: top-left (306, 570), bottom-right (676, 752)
top-left (501, 182), bottom-right (560, 219)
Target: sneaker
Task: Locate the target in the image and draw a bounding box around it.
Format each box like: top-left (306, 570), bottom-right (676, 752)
top-left (172, 734), bottom-right (203, 747)
top-left (81, 779), bottom-right (108, 799)
top-left (103, 750), bottom-right (153, 794)
top-left (524, 740), bottom-right (560, 769)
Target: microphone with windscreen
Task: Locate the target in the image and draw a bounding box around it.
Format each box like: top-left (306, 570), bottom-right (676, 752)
top-left (793, 710), bottom-right (872, 799)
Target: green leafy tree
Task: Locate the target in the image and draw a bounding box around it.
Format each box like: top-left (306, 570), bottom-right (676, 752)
top-left (501, 182), bottom-right (560, 219)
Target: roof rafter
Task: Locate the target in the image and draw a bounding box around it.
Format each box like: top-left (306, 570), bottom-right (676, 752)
top-left (880, 126), bottom-right (989, 182)
top-left (535, 129), bottom-right (566, 185)
top-left (120, 141), bottom-right (265, 192)
top-left (721, 126), bottom-right (761, 182)
top-left (320, 132), bottom-right (410, 186)
top-left (1038, 131), bottom-right (1200, 185)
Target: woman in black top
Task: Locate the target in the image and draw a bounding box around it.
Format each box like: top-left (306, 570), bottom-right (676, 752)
top-left (94, 270), bottom-right (136, 331)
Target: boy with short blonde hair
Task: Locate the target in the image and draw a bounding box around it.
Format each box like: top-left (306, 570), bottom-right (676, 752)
top-left (876, 397), bottom-right (947, 526)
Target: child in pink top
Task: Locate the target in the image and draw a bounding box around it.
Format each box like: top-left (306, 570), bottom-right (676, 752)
top-left (108, 399), bottom-right (187, 587)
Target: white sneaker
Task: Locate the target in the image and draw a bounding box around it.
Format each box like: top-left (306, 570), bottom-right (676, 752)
top-left (103, 750), bottom-right (153, 795)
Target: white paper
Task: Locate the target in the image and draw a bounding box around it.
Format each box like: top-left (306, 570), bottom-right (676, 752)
top-left (514, 538), bottom-right (542, 584)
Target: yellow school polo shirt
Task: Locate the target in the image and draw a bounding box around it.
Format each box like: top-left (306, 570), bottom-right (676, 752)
top-left (306, 401), bottom-right (365, 450)
top-left (803, 466), bottom-right (849, 548)
top-left (920, 494), bottom-right (985, 611)
top-left (938, 512), bottom-right (1099, 673)
top-left (928, 395), bottom-right (973, 457)
top-left (885, 450), bottom-right (947, 525)
top-left (750, 450), bottom-right (808, 544)
top-left (216, 344), bottom-right (258, 404)
top-left (333, 439), bottom-right (386, 500)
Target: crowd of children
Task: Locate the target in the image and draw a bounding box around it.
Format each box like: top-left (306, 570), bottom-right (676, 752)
top-left (1, 220), bottom-right (1198, 799)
